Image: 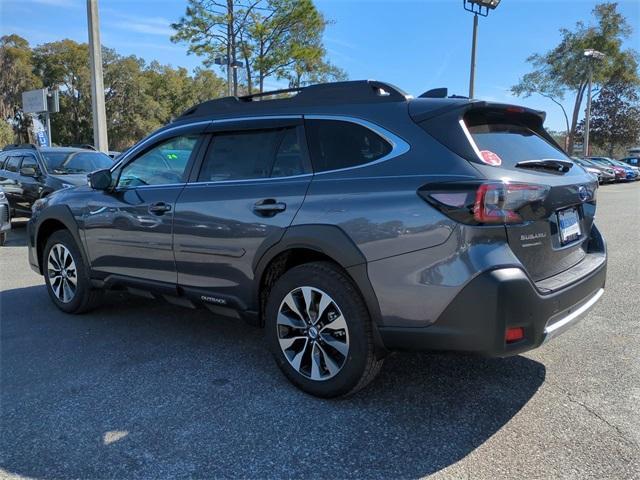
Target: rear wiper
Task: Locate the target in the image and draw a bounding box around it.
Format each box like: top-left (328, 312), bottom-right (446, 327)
top-left (515, 159), bottom-right (574, 173)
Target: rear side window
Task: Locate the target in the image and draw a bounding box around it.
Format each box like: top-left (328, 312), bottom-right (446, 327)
top-left (305, 120), bottom-right (392, 172)
top-left (466, 122), bottom-right (569, 168)
top-left (198, 127), bottom-right (306, 182)
top-left (5, 156), bottom-right (22, 172)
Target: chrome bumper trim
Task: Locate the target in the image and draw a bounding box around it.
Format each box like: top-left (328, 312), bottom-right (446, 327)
top-left (543, 288), bottom-right (604, 342)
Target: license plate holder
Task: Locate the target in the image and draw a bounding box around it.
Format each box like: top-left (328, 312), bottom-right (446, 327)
top-left (557, 207), bottom-right (581, 244)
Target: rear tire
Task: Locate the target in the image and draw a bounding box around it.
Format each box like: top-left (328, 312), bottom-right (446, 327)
top-left (265, 261), bottom-right (383, 398)
top-left (43, 230), bottom-right (102, 314)
top-left (0, 232), bottom-right (5, 246)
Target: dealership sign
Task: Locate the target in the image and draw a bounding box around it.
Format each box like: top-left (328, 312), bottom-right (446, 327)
top-left (22, 89), bottom-right (48, 113)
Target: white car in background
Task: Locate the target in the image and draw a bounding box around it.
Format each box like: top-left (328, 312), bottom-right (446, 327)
top-left (0, 186), bottom-right (10, 246)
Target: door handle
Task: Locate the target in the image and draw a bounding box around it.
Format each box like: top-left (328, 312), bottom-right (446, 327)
top-left (253, 199), bottom-right (286, 216)
top-left (148, 202), bottom-right (172, 215)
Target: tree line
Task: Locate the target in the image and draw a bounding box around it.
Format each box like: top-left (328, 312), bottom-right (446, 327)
top-left (0, 0), bottom-right (344, 150)
top-left (0, 35), bottom-right (227, 150)
top-left (512, 2), bottom-right (639, 156)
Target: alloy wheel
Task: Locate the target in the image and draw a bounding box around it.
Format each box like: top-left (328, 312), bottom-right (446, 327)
top-left (277, 286), bottom-right (350, 381)
top-left (47, 243), bottom-right (77, 303)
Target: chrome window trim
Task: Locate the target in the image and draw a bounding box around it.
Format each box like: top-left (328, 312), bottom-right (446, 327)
top-left (112, 114), bottom-right (411, 186)
top-left (114, 182), bottom-right (187, 193)
top-left (303, 114), bottom-right (411, 176)
top-left (185, 173), bottom-right (313, 188)
top-left (458, 119), bottom-right (484, 162)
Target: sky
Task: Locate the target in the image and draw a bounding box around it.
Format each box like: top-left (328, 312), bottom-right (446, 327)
top-left (1, 0), bottom-right (639, 132)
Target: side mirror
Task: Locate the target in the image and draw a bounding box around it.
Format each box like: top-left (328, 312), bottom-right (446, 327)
top-left (88, 168), bottom-right (112, 190)
top-left (20, 167), bottom-right (37, 177)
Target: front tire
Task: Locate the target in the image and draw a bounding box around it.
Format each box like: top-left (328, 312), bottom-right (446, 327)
top-left (265, 261), bottom-right (383, 398)
top-left (43, 230), bottom-right (102, 313)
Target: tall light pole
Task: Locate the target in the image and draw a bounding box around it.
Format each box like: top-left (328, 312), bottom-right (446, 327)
top-left (463, 0), bottom-right (501, 99)
top-left (214, 55), bottom-right (244, 97)
top-left (87, 0), bottom-right (108, 152)
top-left (583, 49), bottom-right (605, 157)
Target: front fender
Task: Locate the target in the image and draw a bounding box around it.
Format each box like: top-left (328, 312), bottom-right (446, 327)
top-left (32, 204), bottom-right (88, 275)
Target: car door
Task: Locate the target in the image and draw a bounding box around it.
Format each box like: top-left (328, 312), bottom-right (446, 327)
top-left (173, 118), bottom-right (312, 309)
top-left (0, 155), bottom-right (24, 214)
top-left (83, 127), bottom-right (207, 285)
top-left (15, 153), bottom-right (43, 212)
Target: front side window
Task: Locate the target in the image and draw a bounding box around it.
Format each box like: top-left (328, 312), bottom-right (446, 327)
top-left (118, 135), bottom-right (199, 188)
top-left (5, 156), bottom-right (22, 172)
top-left (305, 120), bottom-right (392, 173)
top-left (198, 127), bottom-right (306, 182)
top-left (20, 155), bottom-right (38, 171)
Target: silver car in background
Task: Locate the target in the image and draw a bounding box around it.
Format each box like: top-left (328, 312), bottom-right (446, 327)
top-left (0, 187), bottom-right (10, 246)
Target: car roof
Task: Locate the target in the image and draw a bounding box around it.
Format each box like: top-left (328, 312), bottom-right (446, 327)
top-left (172, 80), bottom-right (490, 123)
top-left (39, 147), bottom-right (90, 153)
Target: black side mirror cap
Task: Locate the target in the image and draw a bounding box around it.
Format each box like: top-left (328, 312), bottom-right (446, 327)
top-left (88, 168), bottom-right (112, 190)
top-left (20, 167), bottom-right (37, 177)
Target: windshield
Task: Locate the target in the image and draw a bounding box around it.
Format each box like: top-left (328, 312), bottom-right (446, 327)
top-left (589, 158), bottom-right (614, 167)
top-left (611, 160), bottom-right (631, 168)
top-left (42, 151), bottom-right (113, 174)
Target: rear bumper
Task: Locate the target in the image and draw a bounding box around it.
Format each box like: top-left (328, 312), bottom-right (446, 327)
top-left (378, 254), bottom-right (606, 357)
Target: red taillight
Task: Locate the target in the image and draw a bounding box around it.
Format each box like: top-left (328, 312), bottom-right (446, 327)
top-left (505, 327), bottom-right (525, 343)
top-left (474, 183), bottom-right (548, 224)
top-left (420, 181), bottom-right (550, 225)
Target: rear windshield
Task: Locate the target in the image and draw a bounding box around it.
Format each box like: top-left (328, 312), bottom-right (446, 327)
top-left (42, 151), bottom-right (113, 174)
top-left (466, 122), bottom-right (569, 168)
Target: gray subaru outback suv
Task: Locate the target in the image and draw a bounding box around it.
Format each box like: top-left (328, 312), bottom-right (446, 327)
top-left (28, 81), bottom-right (606, 397)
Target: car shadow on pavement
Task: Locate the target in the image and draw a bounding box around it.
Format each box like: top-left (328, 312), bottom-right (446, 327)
top-left (0, 285), bottom-right (545, 479)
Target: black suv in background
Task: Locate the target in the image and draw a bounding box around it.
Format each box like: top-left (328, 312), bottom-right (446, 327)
top-left (27, 81), bottom-right (606, 397)
top-left (0, 145), bottom-right (114, 217)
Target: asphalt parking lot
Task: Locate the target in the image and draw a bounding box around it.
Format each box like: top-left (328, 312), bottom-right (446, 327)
top-left (0, 182), bottom-right (638, 480)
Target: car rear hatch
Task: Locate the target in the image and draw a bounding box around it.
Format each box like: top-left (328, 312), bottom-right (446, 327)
top-left (413, 100), bottom-right (599, 283)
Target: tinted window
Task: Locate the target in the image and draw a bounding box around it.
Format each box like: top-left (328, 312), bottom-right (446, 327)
top-left (198, 128), bottom-right (303, 182)
top-left (118, 135), bottom-right (198, 188)
top-left (305, 120), bottom-right (392, 172)
top-left (5, 156), bottom-right (21, 172)
top-left (0, 154), bottom-right (7, 170)
top-left (21, 155), bottom-right (38, 171)
top-left (41, 151), bottom-right (113, 174)
top-left (272, 128), bottom-right (306, 178)
top-left (467, 123), bottom-right (569, 167)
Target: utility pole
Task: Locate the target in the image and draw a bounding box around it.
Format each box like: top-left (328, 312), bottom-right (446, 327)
top-left (583, 49), bottom-right (605, 157)
top-left (86, 0), bottom-right (108, 152)
top-left (468, 13), bottom-right (478, 99)
top-left (226, 24), bottom-right (233, 96)
top-left (584, 64), bottom-right (593, 157)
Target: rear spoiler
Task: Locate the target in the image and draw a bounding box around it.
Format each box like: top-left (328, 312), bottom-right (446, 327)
top-left (409, 99), bottom-right (546, 124)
